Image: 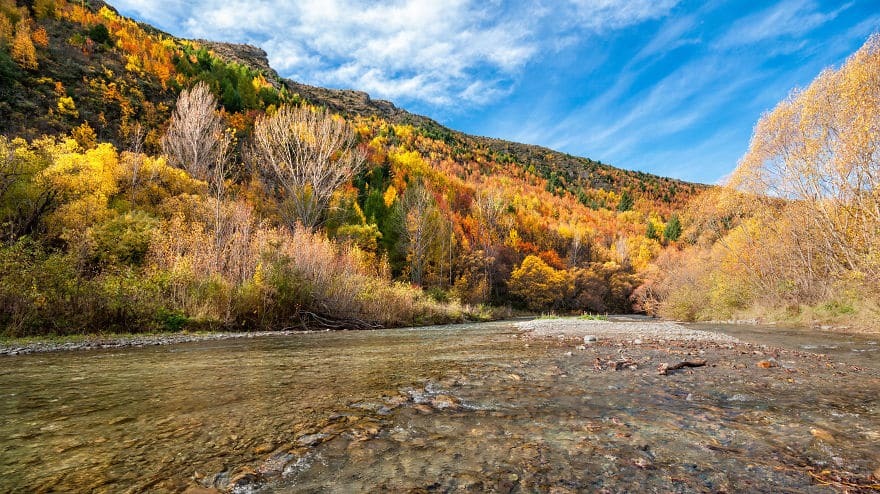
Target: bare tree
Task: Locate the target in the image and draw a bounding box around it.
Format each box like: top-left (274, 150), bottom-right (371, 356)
top-left (252, 105), bottom-right (366, 231)
top-left (210, 128), bottom-right (235, 269)
top-left (162, 82), bottom-right (226, 181)
top-left (400, 181), bottom-right (442, 285)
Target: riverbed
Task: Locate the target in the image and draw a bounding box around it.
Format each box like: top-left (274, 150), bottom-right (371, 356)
top-left (0, 319), bottom-right (878, 492)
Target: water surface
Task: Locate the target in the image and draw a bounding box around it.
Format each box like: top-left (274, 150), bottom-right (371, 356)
top-left (0, 321), bottom-right (878, 492)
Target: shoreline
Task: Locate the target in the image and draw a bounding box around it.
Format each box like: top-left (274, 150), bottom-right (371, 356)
top-left (0, 329), bottom-right (326, 356)
top-left (2, 315), bottom-right (872, 357)
top-left (0, 315), bottom-right (508, 356)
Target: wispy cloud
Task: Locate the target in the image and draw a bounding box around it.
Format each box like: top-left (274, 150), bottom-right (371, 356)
top-left (563, 0), bottom-right (680, 31)
top-left (634, 14), bottom-right (700, 62)
top-left (714, 0), bottom-right (851, 49)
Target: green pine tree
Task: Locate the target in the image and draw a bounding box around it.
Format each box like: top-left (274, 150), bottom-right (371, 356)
top-left (664, 214), bottom-right (682, 242)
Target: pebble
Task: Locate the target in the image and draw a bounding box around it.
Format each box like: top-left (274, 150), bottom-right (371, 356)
top-left (253, 443), bottom-right (275, 455)
top-left (183, 487), bottom-right (221, 494)
top-left (297, 433), bottom-right (327, 447)
top-left (412, 404), bottom-right (433, 414)
top-left (227, 469), bottom-right (261, 493)
top-left (583, 335), bottom-right (598, 343)
top-left (810, 428), bottom-right (835, 443)
top-left (430, 394), bottom-right (460, 410)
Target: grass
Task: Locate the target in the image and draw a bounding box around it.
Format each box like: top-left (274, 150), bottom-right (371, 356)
top-left (578, 313), bottom-right (609, 321)
top-left (536, 313), bottom-right (561, 320)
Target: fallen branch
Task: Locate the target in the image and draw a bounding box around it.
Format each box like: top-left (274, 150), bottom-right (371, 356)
top-left (657, 359), bottom-right (707, 375)
top-left (299, 311), bottom-right (383, 331)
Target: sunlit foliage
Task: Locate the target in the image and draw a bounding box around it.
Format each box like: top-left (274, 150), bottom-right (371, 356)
top-left (640, 35), bottom-right (880, 328)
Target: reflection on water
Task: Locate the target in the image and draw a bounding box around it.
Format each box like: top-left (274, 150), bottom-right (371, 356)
top-left (0, 321), bottom-right (878, 492)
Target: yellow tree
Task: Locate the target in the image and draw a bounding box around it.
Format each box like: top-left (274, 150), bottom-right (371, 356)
top-left (0, 15), bottom-right (12, 47)
top-left (728, 33), bottom-right (880, 287)
top-left (508, 255), bottom-right (571, 311)
top-left (11, 19), bottom-right (37, 70)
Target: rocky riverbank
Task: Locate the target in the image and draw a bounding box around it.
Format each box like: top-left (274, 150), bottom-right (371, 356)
top-left (517, 318), bottom-right (741, 344)
top-left (0, 330), bottom-right (319, 356)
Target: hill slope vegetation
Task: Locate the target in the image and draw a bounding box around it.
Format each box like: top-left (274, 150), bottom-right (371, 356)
top-left (0, 0), bottom-right (704, 335)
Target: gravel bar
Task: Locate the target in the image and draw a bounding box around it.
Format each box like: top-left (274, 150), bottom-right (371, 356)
top-left (517, 318), bottom-right (741, 344)
top-left (0, 330), bottom-right (321, 356)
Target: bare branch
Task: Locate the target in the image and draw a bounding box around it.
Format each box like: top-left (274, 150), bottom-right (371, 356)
top-left (252, 105), bottom-right (366, 231)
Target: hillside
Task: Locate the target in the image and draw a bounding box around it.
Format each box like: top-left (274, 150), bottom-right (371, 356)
top-left (0, 0), bottom-right (705, 335)
top-left (204, 41), bottom-right (702, 207)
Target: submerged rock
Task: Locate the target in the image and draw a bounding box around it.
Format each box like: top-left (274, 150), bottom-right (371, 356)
top-left (257, 452), bottom-right (294, 475)
top-left (430, 394), bottom-right (461, 410)
top-left (227, 469), bottom-right (262, 494)
top-left (183, 487), bottom-right (221, 494)
top-left (297, 433), bottom-right (327, 447)
top-left (810, 428), bottom-right (835, 443)
top-left (253, 442), bottom-right (275, 455)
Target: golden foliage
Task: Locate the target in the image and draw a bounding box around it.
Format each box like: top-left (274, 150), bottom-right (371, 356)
top-left (11, 19), bottom-right (37, 70)
top-left (38, 142), bottom-right (121, 240)
top-left (31, 26), bottom-right (48, 47)
top-left (642, 35), bottom-right (880, 324)
top-left (508, 255), bottom-right (571, 311)
top-left (0, 14), bottom-right (12, 46)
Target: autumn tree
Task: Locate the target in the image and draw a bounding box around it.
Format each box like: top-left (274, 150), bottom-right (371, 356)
top-left (11, 19), bottom-right (37, 70)
top-left (399, 181), bottom-right (449, 285)
top-left (728, 33), bottom-right (880, 284)
top-left (0, 15), bottom-right (12, 47)
top-left (508, 255), bottom-right (571, 311)
top-left (161, 82), bottom-right (228, 182)
top-left (252, 104), bottom-right (365, 231)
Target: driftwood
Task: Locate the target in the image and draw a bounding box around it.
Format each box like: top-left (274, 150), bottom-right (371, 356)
top-left (290, 311), bottom-right (383, 331)
top-left (657, 359), bottom-right (707, 375)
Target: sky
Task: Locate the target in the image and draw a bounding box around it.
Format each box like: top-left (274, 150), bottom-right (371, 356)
top-left (109, 0), bottom-right (879, 184)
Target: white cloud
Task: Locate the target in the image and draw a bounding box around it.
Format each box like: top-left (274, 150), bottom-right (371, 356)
top-left (110, 0), bottom-right (679, 107)
top-left (634, 14), bottom-right (700, 62)
top-left (714, 0), bottom-right (852, 49)
top-left (565, 0), bottom-right (680, 31)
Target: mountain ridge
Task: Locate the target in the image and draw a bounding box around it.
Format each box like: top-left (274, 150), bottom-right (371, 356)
top-left (198, 41), bottom-right (703, 194)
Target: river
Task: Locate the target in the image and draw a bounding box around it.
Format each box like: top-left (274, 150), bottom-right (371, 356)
top-left (0, 320), bottom-right (878, 492)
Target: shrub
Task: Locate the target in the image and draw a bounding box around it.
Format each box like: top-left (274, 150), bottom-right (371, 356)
top-left (87, 23), bottom-right (110, 44)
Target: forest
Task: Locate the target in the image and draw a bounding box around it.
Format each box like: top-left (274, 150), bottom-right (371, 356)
top-left (0, 0), bottom-right (877, 335)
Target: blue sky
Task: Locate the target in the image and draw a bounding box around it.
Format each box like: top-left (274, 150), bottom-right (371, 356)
top-left (110, 0), bottom-right (878, 184)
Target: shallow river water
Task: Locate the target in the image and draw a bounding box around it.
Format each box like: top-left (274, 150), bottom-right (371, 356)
top-left (0, 320), bottom-right (878, 493)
